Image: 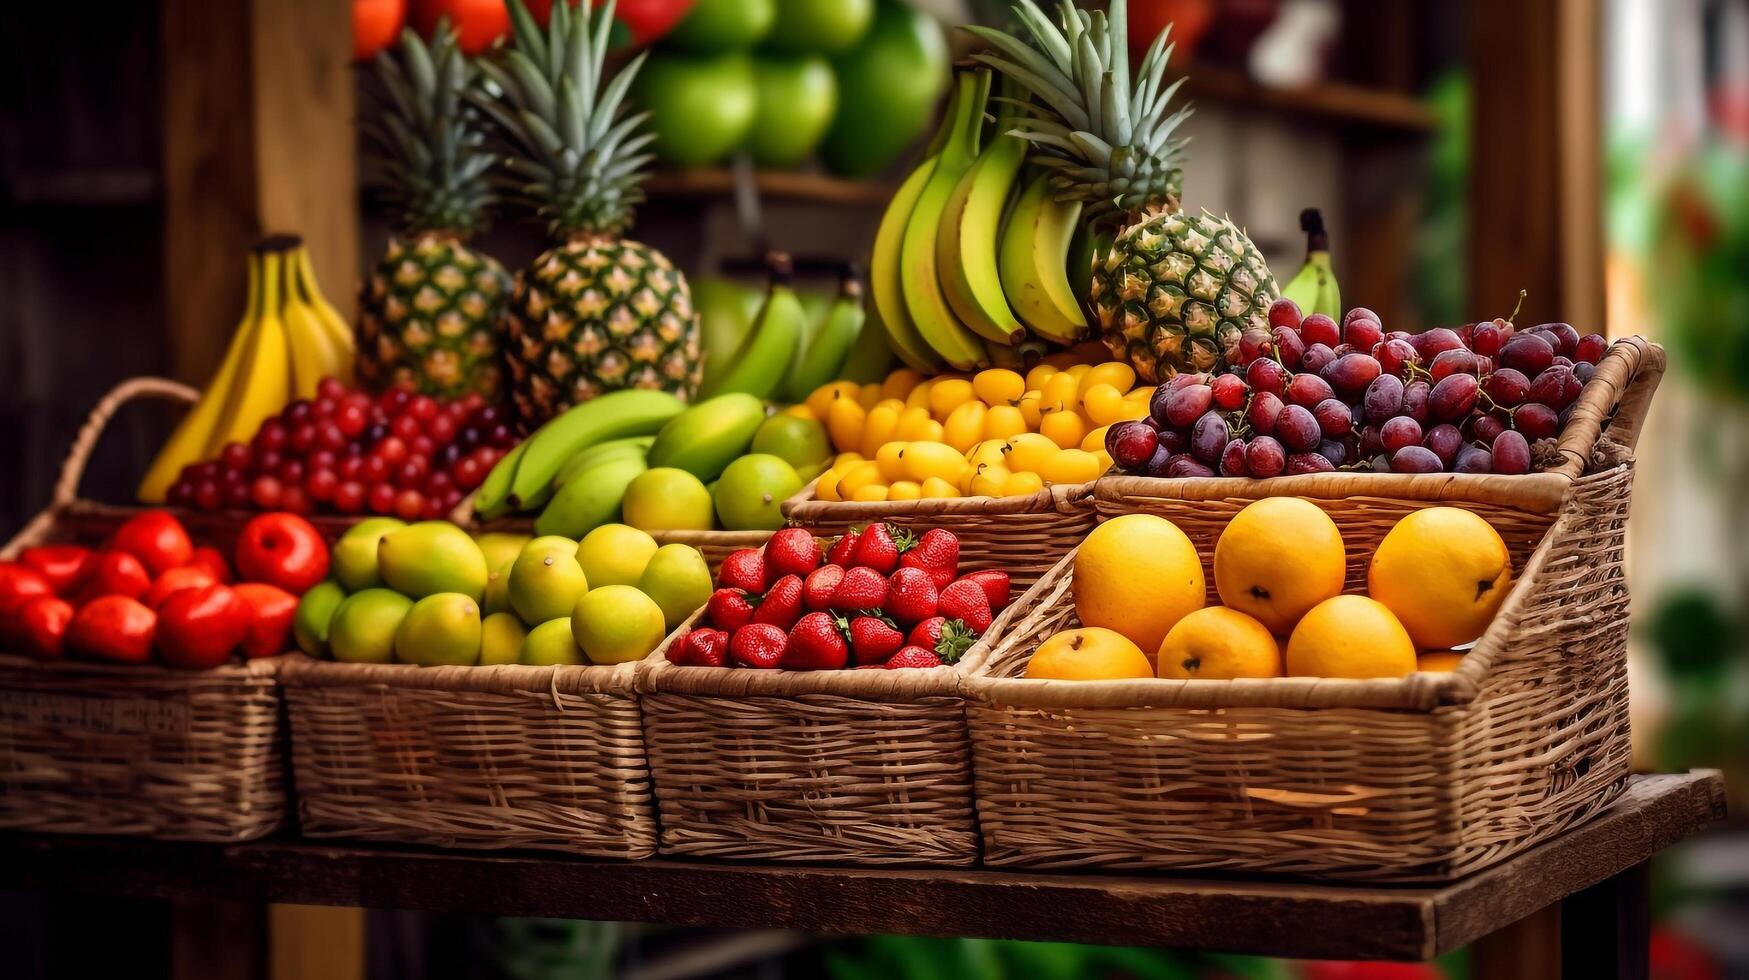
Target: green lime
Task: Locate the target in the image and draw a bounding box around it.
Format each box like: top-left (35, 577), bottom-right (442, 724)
top-left (750, 414), bottom-right (831, 470)
top-left (712, 454), bottom-right (804, 531)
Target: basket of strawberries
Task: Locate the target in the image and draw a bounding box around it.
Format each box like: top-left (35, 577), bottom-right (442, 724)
top-left (640, 524), bottom-right (1017, 865)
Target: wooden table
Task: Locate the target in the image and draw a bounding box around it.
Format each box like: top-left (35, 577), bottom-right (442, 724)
top-left (0, 772), bottom-right (1726, 978)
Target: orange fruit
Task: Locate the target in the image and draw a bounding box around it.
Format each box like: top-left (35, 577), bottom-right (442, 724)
top-left (1073, 515), bottom-right (1205, 654)
top-left (1418, 650), bottom-right (1466, 672)
top-left (1214, 498), bottom-right (1346, 634)
top-left (1025, 627), bottom-right (1154, 680)
top-left (1285, 595), bottom-right (1416, 678)
top-left (1368, 507), bottom-right (1512, 648)
top-left (1156, 606), bottom-right (1283, 679)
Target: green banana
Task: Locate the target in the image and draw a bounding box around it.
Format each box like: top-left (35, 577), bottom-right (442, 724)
top-left (868, 159), bottom-right (947, 373)
top-left (534, 456), bottom-right (648, 539)
top-left (1066, 221), bottom-right (1112, 313)
top-left (552, 435), bottom-right (655, 490)
top-left (646, 392), bottom-right (767, 482)
top-left (937, 76), bottom-right (1028, 348)
top-left (709, 258), bottom-right (807, 401)
top-left (999, 172), bottom-right (1087, 344)
top-left (899, 69), bottom-right (991, 370)
top-left (1281, 207), bottom-right (1341, 318)
top-left (835, 289), bottom-right (896, 383)
top-left (474, 438), bottom-right (531, 520)
top-left (782, 274), bottom-right (868, 402)
top-left (506, 389), bottom-right (685, 510)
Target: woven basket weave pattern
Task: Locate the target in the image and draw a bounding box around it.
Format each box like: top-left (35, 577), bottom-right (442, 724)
top-left (282, 658), bottom-right (657, 857)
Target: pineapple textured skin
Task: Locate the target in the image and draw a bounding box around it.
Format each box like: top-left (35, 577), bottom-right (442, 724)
top-left (358, 233), bottom-right (512, 399)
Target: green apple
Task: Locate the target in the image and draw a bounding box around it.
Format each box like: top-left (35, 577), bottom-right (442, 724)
top-left (746, 54), bottom-right (837, 168)
top-left (663, 0), bottom-right (774, 52)
top-left (637, 544), bottom-right (714, 632)
top-left (520, 617), bottom-right (583, 667)
top-left (292, 580), bottom-right (347, 657)
top-left (328, 589), bottom-right (413, 665)
top-left (394, 593), bottom-right (482, 667)
top-left (331, 517), bottom-right (404, 592)
top-left (573, 585), bottom-right (667, 665)
top-left (480, 612), bottom-right (528, 666)
top-left (764, 0), bottom-right (873, 54)
top-left (821, 0), bottom-right (950, 177)
top-left (634, 51), bottom-right (757, 167)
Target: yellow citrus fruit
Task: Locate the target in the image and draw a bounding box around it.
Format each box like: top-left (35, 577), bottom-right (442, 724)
top-left (887, 480), bottom-right (922, 501)
top-left (814, 466), bottom-right (843, 501)
top-left (1286, 595), bottom-right (1417, 678)
top-left (1016, 391), bottom-right (1045, 429)
top-left (928, 378), bottom-right (976, 420)
top-left (1156, 606), bottom-right (1283, 679)
top-left (881, 368), bottom-right (924, 401)
top-left (919, 476), bottom-right (961, 498)
top-left (837, 460), bottom-right (884, 496)
top-left (1082, 424), bottom-right (1110, 452)
top-left (1024, 363), bottom-right (1059, 393)
top-left (942, 400), bottom-right (988, 452)
top-left (972, 368), bottom-right (1026, 405)
top-left (1079, 361), bottom-right (1136, 397)
top-left (850, 483), bottom-right (890, 502)
top-left (1001, 470), bottom-right (1044, 497)
top-left (1003, 432), bottom-right (1058, 474)
top-left (825, 395), bottom-right (866, 453)
top-left (983, 404), bottom-right (1028, 440)
top-left (1081, 383), bottom-right (1130, 425)
top-left (1214, 498), bottom-right (1346, 634)
top-left (858, 383), bottom-right (882, 409)
top-left (901, 441), bottom-right (968, 484)
top-left (874, 441), bottom-right (910, 482)
top-left (1073, 514), bottom-right (1206, 653)
top-left (1039, 448), bottom-right (1102, 484)
top-left (1368, 507), bottom-right (1512, 649)
top-left (1025, 627), bottom-right (1154, 680)
top-left (1418, 650), bottom-right (1466, 672)
top-left (806, 381), bottom-right (860, 421)
top-left (1039, 409), bottom-right (1087, 449)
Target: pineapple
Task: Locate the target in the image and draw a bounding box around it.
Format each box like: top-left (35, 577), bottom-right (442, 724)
top-left (358, 23), bottom-right (512, 399)
top-left (970, 1), bottom-right (1279, 382)
top-left (477, 0), bottom-right (699, 426)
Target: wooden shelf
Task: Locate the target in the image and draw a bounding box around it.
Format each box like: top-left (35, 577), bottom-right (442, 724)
top-left (0, 773), bottom-right (1723, 963)
top-left (643, 168), bottom-right (894, 206)
top-left (1181, 64), bottom-right (1440, 134)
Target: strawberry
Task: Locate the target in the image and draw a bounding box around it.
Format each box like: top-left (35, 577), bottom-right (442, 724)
top-left (843, 614), bottom-right (904, 665)
top-left (706, 588), bottom-right (755, 631)
top-left (849, 522), bottom-right (902, 573)
top-left (883, 566), bottom-right (939, 626)
top-left (783, 612), bottom-right (849, 670)
top-left (907, 616), bottom-right (976, 663)
top-left (719, 549), bottom-right (767, 593)
top-left (751, 574), bottom-right (804, 630)
top-left (898, 528), bottom-right (959, 588)
top-left (671, 628), bottom-right (730, 667)
top-left (764, 528), bottom-right (822, 579)
top-left (826, 528), bottom-right (860, 566)
top-left (959, 570), bottom-right (1012, 612)
top-left (801, 564), bottom-right (844, 611)
top-left (729, 623), bottom-right (788, 669)
top-left (937, 579), bottom-right (993, 632)
top-left (828, 566), bottom-right (888, 613)
top-left (886, 646), bottom-right (943, 669)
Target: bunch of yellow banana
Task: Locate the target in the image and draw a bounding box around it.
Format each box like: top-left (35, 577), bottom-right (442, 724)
top-left (868, 68), bottom-right (1092, 373)
top-left (138, 237), bottom-right (355, 502)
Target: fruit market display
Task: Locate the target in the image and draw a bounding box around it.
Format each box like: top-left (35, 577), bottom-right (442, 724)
top-left (298, 519), bottom-right (709, 667)
top-left (139, 239), bottom-right (356, 502)
top-left (474, 389), bottom-right (830, 534)
top-left (356, 22), bottom-right (513, 400)
top-left (481, 0), bottom-right (701, 424)
top-left (1102, 299), bottom-right (1610, 478)
top-left (0, 511), bottom-right (327, 668)
top-left (800, 355), bottom-right (1148, 501)
top-left (634, 0), bottom-right (949, 175)
top-left (1026, 501), bottom-right (1512, 681)
top-left (165, 378), bottom-right (514, 519)
top-left (669, 525), bottom-right (1011, 669)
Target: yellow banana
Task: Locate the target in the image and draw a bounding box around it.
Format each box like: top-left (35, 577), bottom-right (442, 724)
top-left (205, 248), bottom-right (292, 453)
top-left (279, 249), bottom-right (336, 398)
top-left (937, 130), bottom-right (1027, 346)
top-left (870, 158), bottom-right (947, 374)
top-left (999, 173), bottom-right (1088, 345)
top-left (291, 246), bottom-right (357, 385)
top-left (138, 251), bottom-right (263, 502)
top-left (899, 69), bottom-right (990, 370)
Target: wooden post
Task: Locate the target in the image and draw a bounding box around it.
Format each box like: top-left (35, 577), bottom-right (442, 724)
top-left (1560, 862), bottom-right (1652, 980)
top-left (161, 0), bottom-right (358, 384)
top-left (1470, 903), bottom-right (1562, 980)
top-left (1466, 0), bottom-right (1605, 332)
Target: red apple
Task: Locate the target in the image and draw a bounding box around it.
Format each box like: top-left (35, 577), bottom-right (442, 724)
top-left (146, 565), bottom-right (220, 609)
top-left (66, 595), bottom-right (157, 664)
top-left (156, 584), bottom-right (250, 669)
top-left (235, 513), bottom-right (330, 594)
top-left (74, 550), bottom-right (153, 604)
top-left (19, 545), bottom-right (92, 596)
top-left (13, 596), bottom-right (74, 660)
top-left (186, 545), bottom-right (232, 584)
top-left (232, 583), bottom-right (299, 659)
top-left (110, 510), bottom-right (194, 576)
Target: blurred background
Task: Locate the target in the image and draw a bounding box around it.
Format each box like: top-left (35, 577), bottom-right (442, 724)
top-left (1, 0), bottom-right (1746, 977)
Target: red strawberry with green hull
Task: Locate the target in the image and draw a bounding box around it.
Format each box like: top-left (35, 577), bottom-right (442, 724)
top-left (730, 623), bottom-right (788, 669)
top-left (959, 570), bottom-right (1011, 612)
top-left (764, 528), bottom-right (821, 579)
top-left (719, 549), bottom-right (767, 593)
top-left (783, 612), bottom-right (849, 670)
top-left (886, 646), bottom-right (943, 669)
top-left (937, 579), bottom-right (993, 632)
top-left (706, 588), bottom-right (754, 631)
top-left (849, 522), bottom-right (902, 573)
top-left (844, 614), bottom-right (904, 665)
top-left (672, 628), bottom-right (730, 666)
top-left (751, 574), bottom-right (804, 630)
top-left (883, 566), bottom-right (938, 626)
top-left (801, 564), bottom-right (844, 611)
top-left (826, 529), bottom-right (860, 566)
top-left (899, 528), bottom-right (959, 588)
top-left (907, 616), bottom-right (976, 663)
top-left (829, 566), bottom-right (888, 613)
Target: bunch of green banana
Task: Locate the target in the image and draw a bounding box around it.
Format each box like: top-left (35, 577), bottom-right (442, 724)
top-left (472, 388), bottom-right (685, 519)
top-left (1281, 207), bottom-right (1342, 318)
top-left (781, 267), bottom-right (871, 401)
top-left (703, 253), bottom-right (806, 401)
top-left (998, 172), bottom-right (1088, 345)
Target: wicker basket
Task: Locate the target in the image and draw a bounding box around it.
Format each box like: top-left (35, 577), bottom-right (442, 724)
top-left (961, 337), bottom-right (1663, 881)
top-left (0, 378), bottom-right (288, 841)
top-left (637, 592), bottom-right (1031, 866)
top-left (469, 516), bottom-right (772, 573)
top-left (281, 656), bottom-right (656, 856)
top-left (781, 481), bottom-right (1096, 591)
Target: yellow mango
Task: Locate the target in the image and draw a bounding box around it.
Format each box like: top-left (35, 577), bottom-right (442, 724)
top-left (783, 403), bottom-right (817, 420)
top-left (966, 439), bottom-right (1008, 471)
top-left (1040, 371), bottom-right (1082, 414)
top-left (1039, 409), bottom-right (1087, 449)
top-left (905, 379), bottom-right (936, 412)
top-left (942, 400), bottom-right (988, 453)
top-left (1004, 432), bottom-right (1058, 474)
top-left (825, 395), bottom-right (867, 453)
top-left (1017, 391), bottom-right (1045, 429)
top-left (881, 368), bottom-right (924, 401)
top-left (837, 460), bottom-right (884, 496)
top-left (814, 467), bottom-right (843, 501)
top-left (1023, 363), bottom-right (1060, 393)
top-left (850, 483), bottom-right (890, 502)
top-left (982, 404), bottom-right (1028, 440)
top-left (902, 441), bottom-right (970, 485)
top-left (928, 378), bottom-right (976, 420)
top-left (1082, 424), bottom-right (1110, 453)
top-left (860, 400), bottom-right (904, 458)
top-left (972, 368), bottom-right (1026, 406)
top-left (919, 476), bottom-right (962, 499)
top-left (1002, 470), bottom-right (1045, 497)
top-left (858, 383), bottom-right (883, 409)
top-left (1040, 448), bottom-right (1104, 484)
top-left (806, 381), bottom-right (861, 421)
top-left (1082, 383), bottom-right (1131, 426)
top-left (969, 463), bottom-right (1011, 497)
top-left (1078, 361), bottom-right (1136, 397)
top-left (875, 441), bottom-right (910, 482)
top-left (887, 480), bottom-right (922, 501)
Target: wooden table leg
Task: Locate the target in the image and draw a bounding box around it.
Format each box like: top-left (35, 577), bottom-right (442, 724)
top-left (171, 900), bottom-right (266, 980)
top-left (1471, 902), bottom-right (1562, 980)
top-left (1560, 861), bottom-right (1651, 980)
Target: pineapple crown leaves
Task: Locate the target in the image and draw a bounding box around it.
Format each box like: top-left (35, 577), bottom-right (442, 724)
top-left (470, 0), bottom-right (655, 238)
top-left (966, 0), bottom-right (1190, 226)
top-left (362, 21), bottom-right (498, 236)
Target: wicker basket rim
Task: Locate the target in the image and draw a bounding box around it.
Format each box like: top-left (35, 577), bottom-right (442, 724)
top-left (0, 651), bottom-right (286, 679)
top-left (277, 652), bottom-right (639, 694)
top-left (781, 477), bottom-right (1094, 520)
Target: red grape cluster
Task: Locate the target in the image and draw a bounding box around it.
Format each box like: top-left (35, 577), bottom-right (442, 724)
top-left (167, 378), bottom-right (516, 519)
top-left (1105, 300), bottom-right (1608, 479)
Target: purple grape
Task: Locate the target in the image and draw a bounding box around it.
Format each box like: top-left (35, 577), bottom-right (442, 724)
top-left (1429, 348), bottom-right (1479, 382)
top-left (1299, 343), bottom-right (1337, 375)
top-left (1513, 403), bottom-right (1559, 439)
top-left (1149, 384), bottom-right (1175, 427)
top-left (1246, 436), bottom-right (1287, 477)
top-left (1357, 424), bottom-right (1385, 459)
top-left (1429, 374), bottom-right (1480, 421)
top-left (1574, 333), bottom-right (1607, 364)
top-left (1573, 361), bottom-right (1596, 383)
top-left (1246, 358), bottom-right (1290, 396)
top-left (1219, 438), bottom-right (1249, 477)
top-left (1287, 452), bottom-right (1336, 474)
top-left (1312, 398), bottom-right (1352, 436)
top-left (1166, 372), bottom-right (1210, 391)
top-left (1529, 365), bottom-right (1583, 410)
top-left (1271, 326), bottom-right (1306, 369)
top-left (1317, 438), bottom-right (1349, 467)
top-left (1191, 411), bottom-right (1230, 463)
top-left (1470, 322), bottom-right (1503, 358)
top-left (1402, 379), bottom-right (1431, 424)
top-left (1529, 322), bottom-right (1580, 357)
top-left (1144, 443), bottom-right (1174, 477)
top-left (1286, 373), bottom-right (1335, 408)
top-left (1381, 416), bottom-right (1423, 453)
top-left (1107, 420), bottom-right (1159, 470)
top-left (1424, 423), bottom-right (1463, 467)
top-left (1493, 430), bottom-right (1531, 474)
top-left (1500, 333), bottom-right (1556, 375)
top-left (1237, 326), bottom-right (1274, 365)
top-left (1247, 390), bottom-right (1285, 434)
top-left (1454, 446), bottom-right (1494, 473)
top-left (1390, 446), bottom-right (1444, 473)
top-left (1364, 374), bottom-right (1405, 421)
top-left (1166, 456), bottom-right (1216, 478)
top-left (1376, 338), bottom-right (1421, 378)
top-left (1483, 368), bottom-right (1530, 408)
top-left (1344, 318), bottom-right (1384, 351)
top-left (1165, 384), bottom-right (1214, 427)
top-left (1412, 327), bottom-right (1465, 359)
top-left (1275, 404), bottom-right (1321, 451)
top-left (1341, 307), bottom-right (1381, 330)
top-left (1322, 353), bottom-right (1383, 396)
top-left (1470, 413), bottom-right (1508, 446)
top-left (1301, 314), bottom-right (1341, 348)
top-left (1156, 426), bottom-right (1189, 455)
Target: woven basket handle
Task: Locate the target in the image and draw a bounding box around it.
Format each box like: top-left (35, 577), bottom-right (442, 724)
top-left (53, 377), bottom-right (200, 509)
top-left (1544, 336), bottom-right (1664, 481)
